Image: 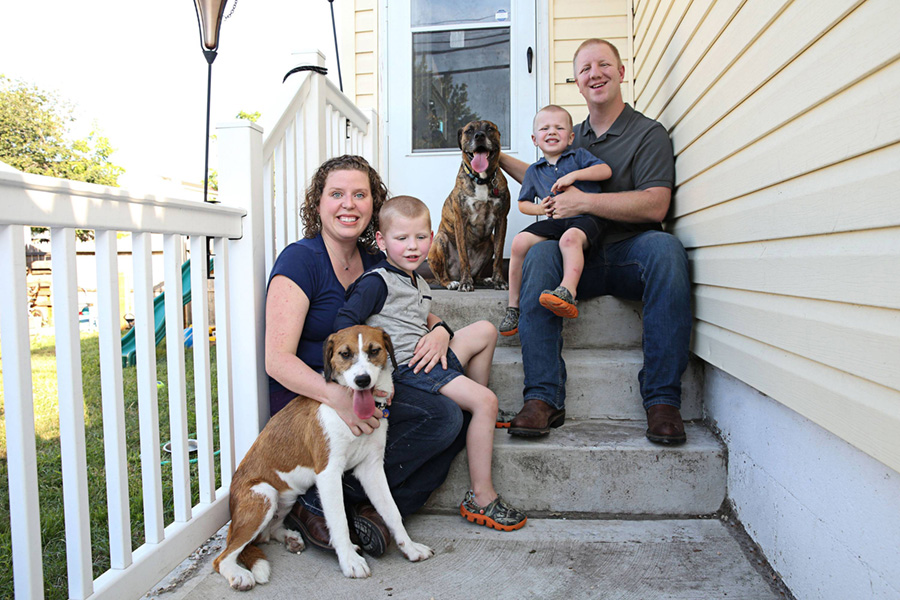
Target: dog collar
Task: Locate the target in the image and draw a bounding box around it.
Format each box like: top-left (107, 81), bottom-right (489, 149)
top-left (375, 399), bottom-right (389, 419)
top-left (462, 161), bottom-right (501, 197)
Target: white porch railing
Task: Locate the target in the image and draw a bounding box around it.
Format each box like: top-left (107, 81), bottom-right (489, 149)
top-left (0, 50), bottom-right (377, 599)
top-left (258, 49), bottom-right (378, 277)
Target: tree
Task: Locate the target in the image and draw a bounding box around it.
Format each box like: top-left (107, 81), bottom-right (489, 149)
top-left (1, 76), bottom-right (125, 240)
top-left (0, 75), bottom-right (124, 185)
top-left (411, 57), bottom-right (478, 150)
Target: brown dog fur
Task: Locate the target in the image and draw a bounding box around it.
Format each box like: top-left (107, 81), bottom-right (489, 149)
top-left (427, 120), bottom-right (511, 292)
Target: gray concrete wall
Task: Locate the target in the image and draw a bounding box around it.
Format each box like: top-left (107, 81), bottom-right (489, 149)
top-left (704, 366), bottom-right (900, 600)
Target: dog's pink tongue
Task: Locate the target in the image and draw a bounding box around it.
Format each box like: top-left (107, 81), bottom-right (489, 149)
top-left (353, 389), bottom-right (376, 420)
top-left (471, 152), bottom-right (489, 173)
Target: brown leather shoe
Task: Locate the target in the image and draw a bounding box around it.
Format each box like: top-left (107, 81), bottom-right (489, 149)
top-left (350, 503), bottom-right (391, 557)
top-left (646, 404), bottom-right (687, 445)
top-left (284, 504), bottom-right (333, 551)
top-left (508, 399), bottom-right (566, 437)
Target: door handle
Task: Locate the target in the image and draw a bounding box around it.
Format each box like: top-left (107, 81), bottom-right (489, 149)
top-left (527, 47), bottom-right (533, 74)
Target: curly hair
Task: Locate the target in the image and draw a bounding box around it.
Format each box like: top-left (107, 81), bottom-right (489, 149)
top-left (301, 155), bottom-right (388, 252)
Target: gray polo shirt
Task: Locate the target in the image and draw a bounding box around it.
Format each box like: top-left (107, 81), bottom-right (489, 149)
top-left (572, 104), bottom-right (675, 243)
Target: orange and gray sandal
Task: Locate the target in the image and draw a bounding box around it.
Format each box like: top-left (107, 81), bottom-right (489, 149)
top-left (495, 409), bottom-right (517, 429)
top-left (460, 490), bottom-right (527, 531)
top-left (539, 286), bottom-right (578, 319)
top-left (498, 307), bottom-right (519, 336)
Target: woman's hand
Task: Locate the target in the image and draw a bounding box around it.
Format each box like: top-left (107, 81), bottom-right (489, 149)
top-left (327, 381), bottom-right (383, 436)
top-left (408, 326), bottom-right (451, 374)
top-left (374, 386), bottom-right (394, 407)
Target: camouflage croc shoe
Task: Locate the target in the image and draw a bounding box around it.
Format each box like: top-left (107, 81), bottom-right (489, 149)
top-left (539, 285), bottom-right (578, 319)
top-left (498, 306), bottom-right (520, 336)
top-left (495, 409), bottom-right (517, 429)
top-left (459, 490), bottom-right (527, 531)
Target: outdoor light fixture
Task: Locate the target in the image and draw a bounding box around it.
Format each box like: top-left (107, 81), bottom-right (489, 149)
top-left (194, 0), bottom-right (227, 56)
top-left (192, 0), bottom-right (227, 203)
top-left (193, 0), bottom-right (228, 278)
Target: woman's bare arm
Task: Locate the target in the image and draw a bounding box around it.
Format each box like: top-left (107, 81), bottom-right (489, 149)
top-left (265, 274), bottom-right (380, 435)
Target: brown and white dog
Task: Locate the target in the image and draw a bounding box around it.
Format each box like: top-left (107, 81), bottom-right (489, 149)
top-left (213, 325), bottom-right (434, 590)
top-left (427, 120), bottom-right (511, 292)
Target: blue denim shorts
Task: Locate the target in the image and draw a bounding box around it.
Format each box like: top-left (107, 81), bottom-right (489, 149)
top-left (393, 348), bottom-right (465, 394)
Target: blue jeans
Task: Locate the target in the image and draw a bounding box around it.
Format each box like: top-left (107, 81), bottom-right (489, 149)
top-left (301, 382), bottom-right (469, 517)
top-left (519, 231), bottom-right (691, 411)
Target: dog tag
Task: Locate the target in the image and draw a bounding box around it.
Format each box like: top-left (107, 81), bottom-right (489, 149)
top-left (492, 187), bottom-right (500, 197)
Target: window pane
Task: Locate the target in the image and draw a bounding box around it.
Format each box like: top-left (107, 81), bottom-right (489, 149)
top-left (412, 0), bottom-right (511, 27)
top-left (412, 28), bottom-right (510, 151)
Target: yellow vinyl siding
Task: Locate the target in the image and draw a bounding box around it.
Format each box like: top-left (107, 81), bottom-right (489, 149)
top-left (352, 0), bottom-right (378, 111)
top-left (635, 0), bottom-right (900, 473)
top-left (550, 0), bottom-right (633, 124)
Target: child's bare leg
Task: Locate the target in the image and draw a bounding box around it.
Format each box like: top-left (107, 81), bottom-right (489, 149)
top-left (440, 322), bottom-right (501, 504)
top-left (449, 321), bottom-right (498, 386)
top-left (507, 232), bottom-right (544, 308)
top-left (558, 228), bottom-right (590, 297)
top-left (439, 375), bottom-right (499, 506)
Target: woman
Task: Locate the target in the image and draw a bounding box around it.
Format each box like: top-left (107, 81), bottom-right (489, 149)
top-left (265, 155), bottom-right (467, 557)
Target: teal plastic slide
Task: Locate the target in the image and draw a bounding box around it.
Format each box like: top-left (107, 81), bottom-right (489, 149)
top-left (121, 260), bottom-right (195, 368)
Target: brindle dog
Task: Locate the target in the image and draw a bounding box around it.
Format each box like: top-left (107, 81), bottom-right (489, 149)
top-left (427, 120), bottom-right (511, 292)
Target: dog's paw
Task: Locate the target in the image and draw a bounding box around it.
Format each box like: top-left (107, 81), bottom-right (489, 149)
top-left (447, 281), bottom-right (461, 290)
top-left (458, 279), bottom-right (475, 292)
top-left (398, 540), bottom-right (435, 562)
top-left (282, 530), bottom-right (305, 553)
top-left (227, 570), bottom-right (256, 592)
top-left (338, 550), bottom-right (372, 578)
top-left (493, 278), bottom-right (509, 291)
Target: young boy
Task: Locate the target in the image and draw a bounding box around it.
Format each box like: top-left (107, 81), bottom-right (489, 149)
top-left (498, 105), bottom-right (612, 336)
top-left (333, 195), bottom-right (527, 531)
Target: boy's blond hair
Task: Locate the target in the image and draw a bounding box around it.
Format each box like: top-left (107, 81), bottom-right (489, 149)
top-left (532, 104), bottom-right (574, 131)
top-left (378, 195), bottom-right (431, 233)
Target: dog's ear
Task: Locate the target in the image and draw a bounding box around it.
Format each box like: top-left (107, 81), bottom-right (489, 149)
top-left (458, 126), bottom-right (464, 150)
top-left (323, 333), bottom-right (335, 382)
top-left (382, 331), bottom-right (398, 370)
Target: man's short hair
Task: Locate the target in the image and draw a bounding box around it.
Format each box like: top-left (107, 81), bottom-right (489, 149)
top-left (379, 195), bottom-right (431, 233)
top-left (573, 38), bottom-right (623, 73)
top-left (533, 104), bottom-right (574, 131)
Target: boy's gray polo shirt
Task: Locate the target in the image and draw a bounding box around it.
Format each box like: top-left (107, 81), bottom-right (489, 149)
top-left (572, 103), bottom-right (675, 243)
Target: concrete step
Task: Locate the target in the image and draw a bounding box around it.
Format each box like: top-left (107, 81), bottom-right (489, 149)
top-left (489, 346), bottom-right (704, 420)
top-left (425, 420), bottom-right (726, 516)
top-left (431, 288), bottom-right (644, 349)
top-left (157, 516), bottom-right (784, 600)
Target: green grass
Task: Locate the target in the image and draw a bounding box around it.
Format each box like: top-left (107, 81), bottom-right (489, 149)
top-left (0, 331), bottom-right (221, 599)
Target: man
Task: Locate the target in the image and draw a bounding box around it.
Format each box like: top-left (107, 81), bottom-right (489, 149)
top-left (499, 38), bottom-right (691, 445)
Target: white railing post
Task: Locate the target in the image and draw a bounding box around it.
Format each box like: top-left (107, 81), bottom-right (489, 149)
top-left (299, 50), bottom-right (328, 182)
top-left (218, 120), bottom-right (268, 463)
top-left (0, 224), bottom-right (44, 600)
top-left (51, 226), bottom-right (93, 599)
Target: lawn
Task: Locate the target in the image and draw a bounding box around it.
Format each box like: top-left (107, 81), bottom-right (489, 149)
top-left (0, 330), bottom-right (221, 600)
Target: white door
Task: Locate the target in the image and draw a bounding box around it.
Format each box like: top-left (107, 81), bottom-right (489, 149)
top-left (385, 0), bottom-right (539, 256)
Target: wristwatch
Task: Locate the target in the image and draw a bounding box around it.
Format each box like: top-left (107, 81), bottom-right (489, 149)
top-left (431, 320), bottom-right (454, 340)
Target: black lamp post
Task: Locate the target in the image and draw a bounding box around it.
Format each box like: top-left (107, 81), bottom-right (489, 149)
top-left (193, 0), bottom-right (227, 205)
top-left (193, 0), bottom-right (227, 278)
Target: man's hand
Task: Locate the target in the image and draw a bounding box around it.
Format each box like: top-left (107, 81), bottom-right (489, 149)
top-left (543, 188), bottom-right (588, 219)
top-left (546, 186), bottom-right (672, 223)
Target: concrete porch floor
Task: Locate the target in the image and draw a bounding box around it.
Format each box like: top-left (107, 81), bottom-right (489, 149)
top-left (146, 514), bottom-right (791, 599)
